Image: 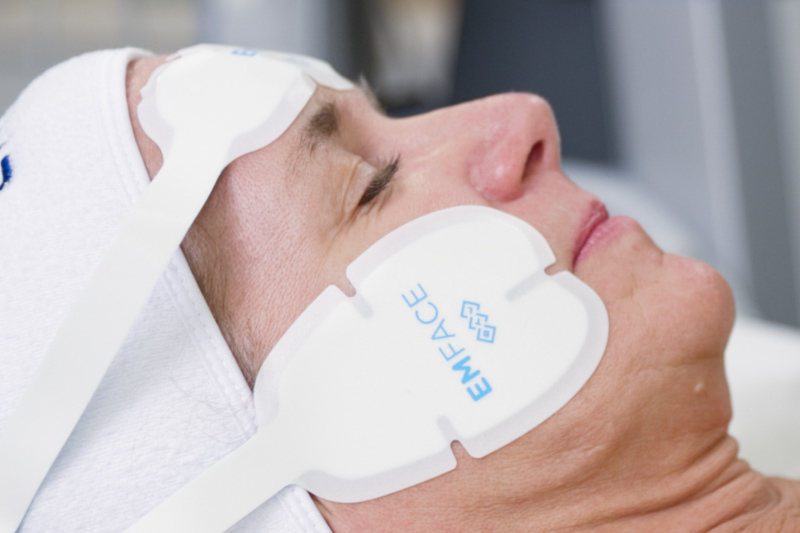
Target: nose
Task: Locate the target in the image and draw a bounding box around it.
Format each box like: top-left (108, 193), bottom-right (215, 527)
top-left (454, 93), bottom-right (562, 202)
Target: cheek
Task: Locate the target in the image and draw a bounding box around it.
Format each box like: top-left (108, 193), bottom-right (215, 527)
top-left (537, 252), bottom-right (737, 477)
top-left (572, 223), bottom-right (736, 428)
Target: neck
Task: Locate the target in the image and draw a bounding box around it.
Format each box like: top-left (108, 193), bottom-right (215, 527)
top-left (552, 443), bottom-right (792, 533)
top-left (318, 436), bottom-right (800, 532)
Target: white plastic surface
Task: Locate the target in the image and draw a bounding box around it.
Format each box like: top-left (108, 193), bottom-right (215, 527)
top-left (0, 45), bottom-right (352, 533)
top-left (128, 206), bottom-right (609, 533)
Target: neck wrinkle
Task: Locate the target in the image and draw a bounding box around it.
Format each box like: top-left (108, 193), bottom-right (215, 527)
top-left (462, 437), bottom-right (785, 533)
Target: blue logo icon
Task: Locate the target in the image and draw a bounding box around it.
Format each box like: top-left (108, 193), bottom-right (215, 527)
top-left (460, 301), bottom-right (496, 343)
top-left (0, 143), bottom-right (11, 192)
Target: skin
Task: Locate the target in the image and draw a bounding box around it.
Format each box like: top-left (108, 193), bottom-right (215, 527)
top-left (127, 55), bottom-right (800, 532)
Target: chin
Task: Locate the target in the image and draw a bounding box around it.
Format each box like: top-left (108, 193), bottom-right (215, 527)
top-left (578, 221), bottom-right (736, 359)
top-left (663, 253), bottom-right (736, 355)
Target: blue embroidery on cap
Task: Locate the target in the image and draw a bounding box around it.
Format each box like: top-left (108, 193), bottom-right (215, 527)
top-left (0, 144), bottom-right (10, 191)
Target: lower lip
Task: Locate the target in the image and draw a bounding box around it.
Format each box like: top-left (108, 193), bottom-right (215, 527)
top-left (574, 215), bottom-right (637, 267)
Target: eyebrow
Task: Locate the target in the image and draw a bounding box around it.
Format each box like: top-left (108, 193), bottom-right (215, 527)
top-left (302, 101), bottom-right (339, 155)
top-left (300, 80), bottom-right (385, 155)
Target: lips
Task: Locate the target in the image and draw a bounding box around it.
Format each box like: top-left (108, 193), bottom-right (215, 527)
top-left (573, 201), bottom-right (609, 268)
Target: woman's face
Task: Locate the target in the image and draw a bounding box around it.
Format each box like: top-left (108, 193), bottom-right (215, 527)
top-left (133, 65), bottom-right (738, 528)
top-left (204, 83), bottom-right (734, 371)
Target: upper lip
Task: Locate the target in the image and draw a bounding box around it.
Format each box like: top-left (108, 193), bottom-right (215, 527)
top-left (573, 200), bottom-right (609, 267)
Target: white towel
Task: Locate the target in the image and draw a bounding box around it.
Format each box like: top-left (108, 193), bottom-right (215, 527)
top-left (0, 48), bottom-right (329, 533)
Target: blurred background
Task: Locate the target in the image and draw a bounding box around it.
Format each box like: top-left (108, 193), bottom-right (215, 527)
top-left (2, 0), bottom-right (800, 329)
top-left (2, 0), bottom-right (800, 477)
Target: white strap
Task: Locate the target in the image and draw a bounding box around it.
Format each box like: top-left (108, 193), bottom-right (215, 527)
top-left (125, 431), bottom-right (298, 533)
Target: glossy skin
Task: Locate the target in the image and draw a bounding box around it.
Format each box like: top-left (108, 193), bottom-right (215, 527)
top-left (127, 55), bottom-right (800, 532)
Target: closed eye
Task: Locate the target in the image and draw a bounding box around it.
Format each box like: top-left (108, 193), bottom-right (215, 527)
top-left (358, 156), bottom-right (400, 207)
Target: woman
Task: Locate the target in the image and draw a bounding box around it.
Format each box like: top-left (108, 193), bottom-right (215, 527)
top-left (1, 47), bottom-right (796, 532)
top-left (128, 52), bottom-right (798, 531)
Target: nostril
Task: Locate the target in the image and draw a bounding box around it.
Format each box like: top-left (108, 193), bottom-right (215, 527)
top-left (522, 141), bottom-right (544, 182)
